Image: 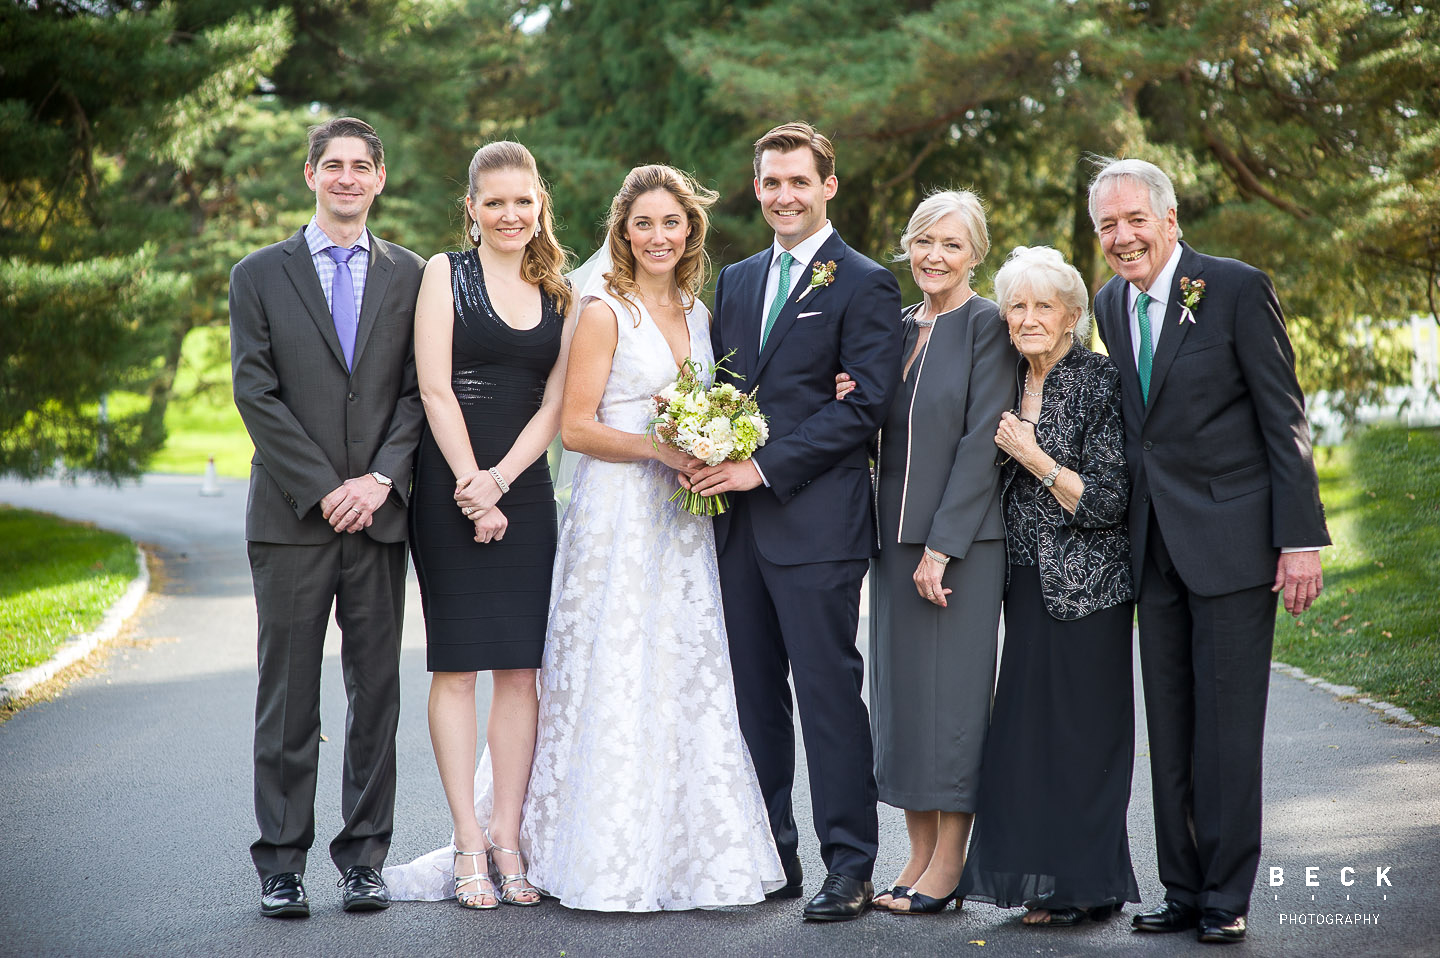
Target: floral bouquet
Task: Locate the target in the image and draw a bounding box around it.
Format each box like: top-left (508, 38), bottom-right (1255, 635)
top-left (650, 353), bottom-right (769, 516)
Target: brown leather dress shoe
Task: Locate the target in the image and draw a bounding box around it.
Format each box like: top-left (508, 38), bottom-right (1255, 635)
top-left (1198, 909), bottom-right (1246, 943)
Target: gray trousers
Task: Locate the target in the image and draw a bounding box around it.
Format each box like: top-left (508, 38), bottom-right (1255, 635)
top-left (247, 535), bottom-right (407, 879)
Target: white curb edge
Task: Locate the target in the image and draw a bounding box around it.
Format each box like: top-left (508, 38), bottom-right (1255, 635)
top-left (1272, 660), bottom-right (1440, 737)
top-left (0, 544), bottom-right (150, 707)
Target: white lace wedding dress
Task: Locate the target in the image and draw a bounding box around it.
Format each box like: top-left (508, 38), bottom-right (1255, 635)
top-left (385, 289), bottom-right (782, 911)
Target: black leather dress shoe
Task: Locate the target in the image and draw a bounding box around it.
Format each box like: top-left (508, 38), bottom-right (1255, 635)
top-left (802, 874), bottom-right (873, 922)
top-left (260, 872), bottom-right (310, 918)
top-left (1131, 899), bottom-right (1200, 933)
top-left (765, 855), bottom-right (804, 900)
top-left (339, 865), bottom-right (391, 912)
top-left (1198, 909), bottom-right (1246, 943)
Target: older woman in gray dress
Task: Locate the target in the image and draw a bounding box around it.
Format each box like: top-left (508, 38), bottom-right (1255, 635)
top-left (837, 189), bottom-right (1014, 914)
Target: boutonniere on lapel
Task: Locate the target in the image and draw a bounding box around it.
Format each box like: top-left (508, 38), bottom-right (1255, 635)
top-left (1178, 276), bottom-right (1205, 325)
top-left (796, 260), bottom-right (837, 302)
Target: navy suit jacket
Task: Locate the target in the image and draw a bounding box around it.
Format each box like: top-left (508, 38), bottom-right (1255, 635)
top-left (711, 230), bottom-right (903, 565)
top-left (1094, 242), bottom-right (1329, 596)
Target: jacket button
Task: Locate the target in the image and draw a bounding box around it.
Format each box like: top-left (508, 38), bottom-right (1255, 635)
top-left (1142, 440), bottom-right (1153, 450)
top-left (348, 392), bottom-right (357, 402)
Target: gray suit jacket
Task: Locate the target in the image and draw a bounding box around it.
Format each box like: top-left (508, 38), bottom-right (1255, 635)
top-left (1094, 242), bottom-right (1329, 595)
top-left (230, 227), bottom-right (426, 545)
top-left (882, 297), bottom-right (1014, 559)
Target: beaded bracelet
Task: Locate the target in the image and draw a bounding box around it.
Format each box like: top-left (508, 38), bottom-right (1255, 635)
top-left (923, 546), bottom-right (951, 566)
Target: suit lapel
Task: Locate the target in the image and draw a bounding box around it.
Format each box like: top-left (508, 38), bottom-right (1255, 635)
top-left (754, 232), bottom-right (847, 382)
top-left (1098, 278), bottom-right (1146, 430)
top-left (1143, 243), bottom-right (1202, 419)
top-left (281, 229), bottom-right (350, 372)
top-left (350, 231), bottom-right (393, 370)
top-left (733, 254), bottom-right (768, 385)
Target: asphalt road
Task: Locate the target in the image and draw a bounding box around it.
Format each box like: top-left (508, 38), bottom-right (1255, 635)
top-left (1, 474), bottom-right (1436, 957)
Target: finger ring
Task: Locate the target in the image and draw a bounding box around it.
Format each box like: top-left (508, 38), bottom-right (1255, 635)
top-left (926, 591), bottom-right (935, 598)
top-left (463, 507), bottom-right (473, 516)
top-left (350, 507), bottom-right (359, 514)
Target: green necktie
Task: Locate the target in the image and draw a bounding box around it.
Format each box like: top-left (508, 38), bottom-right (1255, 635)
top-left (1136, 290), bottom-right (1154, 404)
top-left (761, 251), bottom-right (794, 349)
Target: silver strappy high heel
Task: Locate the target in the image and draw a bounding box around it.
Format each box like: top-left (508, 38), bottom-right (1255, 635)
top-left (484, 829), bottom-right (541, 906)
top-left (453, 846), bottom-right (498, 910)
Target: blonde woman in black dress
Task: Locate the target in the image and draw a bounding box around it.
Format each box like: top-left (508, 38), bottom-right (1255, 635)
top-left (403, 141), bottom-right (572, 909)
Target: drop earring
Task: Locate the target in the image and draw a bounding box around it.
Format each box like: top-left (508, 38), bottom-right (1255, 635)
top-left (469, 221), bottom-right (481, 244)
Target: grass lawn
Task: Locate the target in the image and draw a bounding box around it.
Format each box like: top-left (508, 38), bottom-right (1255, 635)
top-left (1273, 425), bottom-right (1440, 727)
top-left (0, 507), bottom-right (140, 676)
top-left (149, 325), bottom-right (253, 478)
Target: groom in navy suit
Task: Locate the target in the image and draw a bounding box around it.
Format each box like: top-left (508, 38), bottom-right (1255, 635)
top-left (687, 122), bottom-right (903, 921)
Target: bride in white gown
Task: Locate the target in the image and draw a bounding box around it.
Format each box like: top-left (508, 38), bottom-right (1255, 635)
top-left (386, 164), bottom-right (782, 911)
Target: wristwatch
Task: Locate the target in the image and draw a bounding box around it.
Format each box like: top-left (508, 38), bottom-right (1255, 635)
top-left (369, 472), bottom-right (393, 488)
top-left (1040, 463), bottom-right (1062, 488)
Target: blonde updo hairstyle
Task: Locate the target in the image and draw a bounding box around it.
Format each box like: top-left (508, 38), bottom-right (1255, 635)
top-left (992, 245), bottom-right (1092, 342)
top-left (896, 189), bottom-right (990, 282)
top-left (463, 140), bottom-right (571, 316)
top-left (603, 164), bottom-right (718, 323)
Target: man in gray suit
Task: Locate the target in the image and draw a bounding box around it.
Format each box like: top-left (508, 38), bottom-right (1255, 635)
top-left (229, 117), bottom-right (425, 918)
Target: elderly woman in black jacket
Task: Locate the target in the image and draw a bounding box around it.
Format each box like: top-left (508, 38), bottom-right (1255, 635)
top-left (955, 245), bottom-right (1141, 927)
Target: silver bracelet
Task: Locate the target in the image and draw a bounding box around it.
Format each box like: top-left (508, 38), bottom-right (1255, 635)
top-left (487, 467), bottom-right (510, 495)
top-left (923, 546), bottom-right (951, 566)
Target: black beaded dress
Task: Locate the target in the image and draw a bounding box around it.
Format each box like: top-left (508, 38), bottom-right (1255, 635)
top-left (410, 249), bottom-right (562, 672)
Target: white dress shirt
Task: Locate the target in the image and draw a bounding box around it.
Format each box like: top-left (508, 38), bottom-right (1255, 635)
top-left (760, 221), bottom-right (835, 349)
top-left (1125, 241), bottom-right (1183, 367)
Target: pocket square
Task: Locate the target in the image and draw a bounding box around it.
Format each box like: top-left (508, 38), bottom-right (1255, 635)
top-left (797, 310), bottom-right (824, 319)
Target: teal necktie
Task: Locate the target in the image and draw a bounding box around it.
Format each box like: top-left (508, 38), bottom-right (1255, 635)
top-left (761, 251), bottom-right (794, 349)
top-left (1136, 291), bottom-right (1154, 404)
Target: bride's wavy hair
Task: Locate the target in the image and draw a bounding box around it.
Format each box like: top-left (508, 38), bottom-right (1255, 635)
top-left (602, 164), bottom-right (718, 324)
top-left (463, 140), bottom-right (572, 316)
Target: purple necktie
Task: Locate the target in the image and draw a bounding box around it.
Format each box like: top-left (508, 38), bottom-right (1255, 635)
top-left (327, 245), bottom-right (359, 369)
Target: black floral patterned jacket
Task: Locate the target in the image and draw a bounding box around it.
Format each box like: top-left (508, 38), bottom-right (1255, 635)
top-left (1002, 342), bottom-right (1134, 620)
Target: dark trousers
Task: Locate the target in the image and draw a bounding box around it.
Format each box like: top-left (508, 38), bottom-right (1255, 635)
top-left (717, 501), bottom-right (878, 882)
top-left (1137, 513), bottom-right (1276, 915)
top-left (247, 535), bottom-right (407, 879)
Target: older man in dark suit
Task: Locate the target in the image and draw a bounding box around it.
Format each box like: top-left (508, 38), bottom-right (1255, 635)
top-left (230, 116), bottom-right (425, 918)
top-left (1089, 158), bottom-right (1329, 944)
top-left (687, 122), bottom-right (903, 922)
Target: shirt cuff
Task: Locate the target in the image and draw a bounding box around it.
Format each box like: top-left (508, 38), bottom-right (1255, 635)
top-left (1280, 546), bottom-right (1322, 554)
top-left (752, 459), bottom-right (770, 487)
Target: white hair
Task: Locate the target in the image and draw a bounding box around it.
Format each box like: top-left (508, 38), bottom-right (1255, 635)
top-left (895, 189), bottom-right (990, 273)
top-left (1087, 157), bottom-right (1183, 238)
top-left (992, 245), bottom-right (1091, 342)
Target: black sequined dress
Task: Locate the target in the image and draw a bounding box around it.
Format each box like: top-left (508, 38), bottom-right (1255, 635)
top-left (410, 249), bottom-right (561, 672)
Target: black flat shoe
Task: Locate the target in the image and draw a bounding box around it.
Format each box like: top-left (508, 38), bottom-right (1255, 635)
top-left (338, 865), bottom-right (391, 912)
top-left (766, 855), bottom-right (804, 900)
top-left (891, 885), bottom-right (959, 915)
top-left (1132, 899), bottom-right (1200, 933)
top-left (260, 872), bottom-right (310, 918)
top-left (802, 874), bottom-right (873, 921)
top-left (1198, 909), bottom-right (1246, 943)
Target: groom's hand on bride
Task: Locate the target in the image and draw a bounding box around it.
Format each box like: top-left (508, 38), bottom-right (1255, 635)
top-left (687, 460), bottom-right (763, 497)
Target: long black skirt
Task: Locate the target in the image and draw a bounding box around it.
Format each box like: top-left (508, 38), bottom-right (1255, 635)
top-left (956, 563), bottom-right (1141, 911)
